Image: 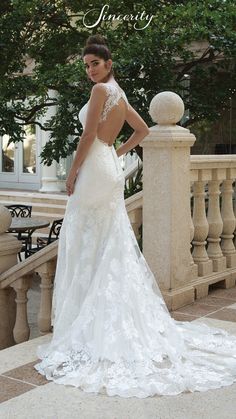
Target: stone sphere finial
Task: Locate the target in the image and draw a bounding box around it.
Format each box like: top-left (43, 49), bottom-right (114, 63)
top-left (0, 205), bottom-right (12, 234)
top-left (149, 91), bottom-right (185, 125)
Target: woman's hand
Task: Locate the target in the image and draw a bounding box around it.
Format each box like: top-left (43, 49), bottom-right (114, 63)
top-left (66, 171), bottom-right (77, 196)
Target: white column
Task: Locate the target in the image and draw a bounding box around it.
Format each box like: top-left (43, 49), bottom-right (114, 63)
top-left (140, 91), bottom-right (196, 310)
top-left (39, 90), bottom-right (61, 192)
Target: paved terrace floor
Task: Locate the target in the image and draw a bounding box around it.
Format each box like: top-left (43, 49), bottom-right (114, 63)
top-left (0, 282), bottom-right (236, 418)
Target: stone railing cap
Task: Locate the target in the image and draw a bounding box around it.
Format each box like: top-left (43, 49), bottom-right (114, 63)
top-left (149, 91), bottom-right (185, 125)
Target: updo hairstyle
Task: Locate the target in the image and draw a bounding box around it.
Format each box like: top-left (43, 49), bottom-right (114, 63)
top-left (82, 34), bottom-right (112, 61)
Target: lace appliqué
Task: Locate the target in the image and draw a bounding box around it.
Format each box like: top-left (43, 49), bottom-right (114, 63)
top-left (99, 84), bottom-right (128, 122)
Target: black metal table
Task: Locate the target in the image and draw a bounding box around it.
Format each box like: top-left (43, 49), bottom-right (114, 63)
top-left (8, 218), bottom-right (50, 259)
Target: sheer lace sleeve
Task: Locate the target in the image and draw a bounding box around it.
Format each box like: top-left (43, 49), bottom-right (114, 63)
top-left (99, 84), bottom-right (130, 122)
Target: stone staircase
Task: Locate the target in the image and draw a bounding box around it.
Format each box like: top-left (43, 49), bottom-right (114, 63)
top-left (0, 190), bottom-right (67, 241)
top-left (0, 161), bottom-right (141, 243)
top-left (0, 187), bottom-right (143, 245)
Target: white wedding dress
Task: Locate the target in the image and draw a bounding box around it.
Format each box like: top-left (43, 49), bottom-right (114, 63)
top-left (34, 83), bottom-right (236, 398)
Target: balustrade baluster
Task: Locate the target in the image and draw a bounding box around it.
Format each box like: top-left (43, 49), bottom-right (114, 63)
top-left (37, 260), bottom-right (56, 334)
top-left (192, 176), bottom-right (213, 276)
top-left (11, 275), bottom-right (32, 344)
top-left (221, 171), bottom-right (236, 267)
top-left (128, 208), bottom-right (142, 241)
top-left (207, 170), bottom-right (226, 271)
top-left (189, 184), bottom-right (198, 278)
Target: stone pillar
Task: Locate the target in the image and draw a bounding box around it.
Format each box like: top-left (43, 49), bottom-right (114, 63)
top-left (0, 205), bottom-right (22, 349)
top-left (39, 89), bottom-right (62, 192)
top-left (140, 91), bottom-right (196, 310)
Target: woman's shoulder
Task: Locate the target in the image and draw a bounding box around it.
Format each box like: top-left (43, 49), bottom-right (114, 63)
top-left (92, 81), bottom-right (123, 94)
top-left (90, 83), bottom-right (123, 105)
top-left (89, 81), bottom-right (130, 121)
top-left (91, 83), bottom-right (108, 95)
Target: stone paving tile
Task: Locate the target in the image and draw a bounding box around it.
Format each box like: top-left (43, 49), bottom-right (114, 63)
top-left (0, 376), bottom-right (35, 403)
top-left (1, 377), bottom-right (236, 419)
top-left (208, 287), bottom-right (236, 300)
top-left (170, 312), bottom-right (199, 322)
top-left (195, 296), bottom-right (236, 308)
top-left (173, 303), bottom-right (221, 317)
top-left (206, 308), bottom-right (236, 322)
top-left (2, 360), bottom-right (48, 386)
top-left (171, 286), bottom-right (236, 321)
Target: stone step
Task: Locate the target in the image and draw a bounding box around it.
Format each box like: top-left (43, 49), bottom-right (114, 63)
top-left (0, 190), bottom-right (66, 244)
top-left (0, 200), bottom-right (66, 215)
top-left (1, 189), bottom-right (139, 244)
top-left (0, 190), bottom-right (67, 207)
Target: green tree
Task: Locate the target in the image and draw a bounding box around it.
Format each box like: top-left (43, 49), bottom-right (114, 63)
top-left (0, 0), bottom-right (235, 165)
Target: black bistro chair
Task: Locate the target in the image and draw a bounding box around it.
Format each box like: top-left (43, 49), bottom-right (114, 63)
top-left (5, 204), bottom-right (32, 219)
top-left (25, 218), bottom-right (63, 258)
top-left (5, 204), bottom-right (32, 261)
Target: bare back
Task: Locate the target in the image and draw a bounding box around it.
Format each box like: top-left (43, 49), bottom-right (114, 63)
top-left (97, 97), bottom-right (127, 146)
top-left (79, 80), bottom-right (149, 157)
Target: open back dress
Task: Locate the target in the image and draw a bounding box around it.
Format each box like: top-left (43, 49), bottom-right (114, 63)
top-left (34, 82), bottom-right (236, 398)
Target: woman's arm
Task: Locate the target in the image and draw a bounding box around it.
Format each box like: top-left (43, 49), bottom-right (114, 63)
top-left (116, 105), bottom-right (149, 157)
top-left (66, 84), bottom-right (107, 196)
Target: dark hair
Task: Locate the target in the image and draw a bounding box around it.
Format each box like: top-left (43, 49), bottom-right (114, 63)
top-left (82, 34), bottom-right (112, 61)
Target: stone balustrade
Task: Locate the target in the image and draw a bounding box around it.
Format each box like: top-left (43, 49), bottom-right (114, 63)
top-left (0, 207), bottom-right (58, 349)
top-left (190, 156), bottom-right (236, 298)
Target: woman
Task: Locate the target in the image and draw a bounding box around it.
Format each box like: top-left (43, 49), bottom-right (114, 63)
top-left (35, 35), bottom-right (236, 398)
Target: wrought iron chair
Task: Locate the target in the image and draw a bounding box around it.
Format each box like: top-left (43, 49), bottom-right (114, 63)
top-left (25, 218), bottom-right (63, 257)
top-left (5, 204), bottom-right (32, 218)
top-left (5, 204), bottom-right (32, 261)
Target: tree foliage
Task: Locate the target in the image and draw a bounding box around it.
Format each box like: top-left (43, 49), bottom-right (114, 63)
top-left (0, 0), bottom-right (235, 164)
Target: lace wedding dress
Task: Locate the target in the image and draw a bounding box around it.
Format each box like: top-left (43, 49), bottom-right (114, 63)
top-left (34, 83), bottom-right (236, 398)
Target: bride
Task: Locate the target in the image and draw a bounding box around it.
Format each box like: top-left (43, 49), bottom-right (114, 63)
top-left (34, 35), bottom-right (236, 398)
